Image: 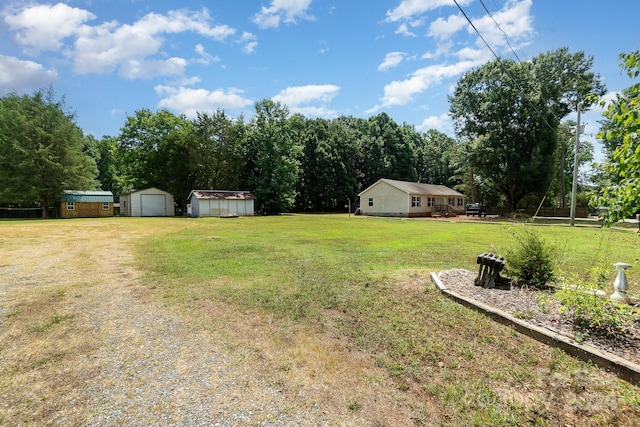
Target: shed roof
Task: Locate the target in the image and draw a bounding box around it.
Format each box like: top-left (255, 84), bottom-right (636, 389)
top-left (188, 190), bottom-right (255, 200)
top-left (359, 179), bottom-right (464, 197)
top-left (121, 187), bottom-right (172, 196)
top-left (61, 190), bottom-right (114, 203)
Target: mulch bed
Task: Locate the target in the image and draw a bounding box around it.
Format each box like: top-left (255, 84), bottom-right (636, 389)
top-left (437, 269), bottom-right (640, 366)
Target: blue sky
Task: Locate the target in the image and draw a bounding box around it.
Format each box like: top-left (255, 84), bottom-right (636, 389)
top-left (1, 0), bottom-right (638, 160)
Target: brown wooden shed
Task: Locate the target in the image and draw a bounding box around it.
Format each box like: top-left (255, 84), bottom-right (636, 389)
top-left (59, 190), bottom-right (114, 218)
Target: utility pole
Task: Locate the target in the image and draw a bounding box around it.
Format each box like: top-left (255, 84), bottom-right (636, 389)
top-left (570, 100), bottom-right (581, 226)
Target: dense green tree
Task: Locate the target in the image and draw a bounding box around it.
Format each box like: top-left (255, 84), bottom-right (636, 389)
top-left (417, 129), bottom-right (459, 186)
top-left (190, 110), bottom-right (246, 191)
top-left (89, 135), bottom-right (126, 197)
top-left (367, 113), bottom-right (417, 182)
top-left (296, 117), bottom-right (360, 211)
top-left (592, 51), bottom-right (640, 224)
top-left (117, 108), bottom-right (192, 203)
top-left (0, 88), bottom-right (98, 217)
top-left (449, 48), bottom-right (605, 212)
top-left (244, 99), bottom-right (300, 214)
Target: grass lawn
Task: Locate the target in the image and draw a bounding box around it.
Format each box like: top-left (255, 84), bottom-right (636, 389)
top-left (135, 214), bottom-right (640, 426)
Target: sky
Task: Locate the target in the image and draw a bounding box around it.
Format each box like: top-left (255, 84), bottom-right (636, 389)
top-left (1, 0), bottom-right (639, 160)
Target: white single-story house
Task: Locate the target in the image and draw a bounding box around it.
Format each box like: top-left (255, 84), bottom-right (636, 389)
top-left (187, 190), bottom-right (255, 218)
top-left (119, 187), bottom-right (175, 217)
top-left (358, 178), bottom-right (465, 217)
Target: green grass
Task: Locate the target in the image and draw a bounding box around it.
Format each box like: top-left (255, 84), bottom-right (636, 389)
top-left (135, 214), bottom-right (640, 425)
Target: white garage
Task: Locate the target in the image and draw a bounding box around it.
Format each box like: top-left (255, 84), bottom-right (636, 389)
top-left (119, 188), bottom-right (175, 217)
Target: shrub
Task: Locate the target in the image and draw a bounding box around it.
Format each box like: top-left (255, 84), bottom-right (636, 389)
top-left (556, 269), bottom-right (640, 336)
top-left (557, 287), bottom-right (639, 336)
top-left (503, 226), bottom-right (563, 288)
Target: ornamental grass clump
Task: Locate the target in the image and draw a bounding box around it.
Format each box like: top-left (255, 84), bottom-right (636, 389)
top-left (503, 225), bottom-right (564, 288)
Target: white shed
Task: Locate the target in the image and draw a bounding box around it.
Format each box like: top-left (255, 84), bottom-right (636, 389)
top-left (119, 187), bottom-right (175, 217)
top-left (358, 178), bottom-right (465, 217)
top-left (187, 190), bottom-right (255, 218)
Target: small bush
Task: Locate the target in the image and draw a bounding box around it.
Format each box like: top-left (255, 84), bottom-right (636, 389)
top-left (557, 287), bottom-right (639, 335)
top-left (503, 226), bottom-right (563, 288)
top-left (556, 269), bottom-right (640, 336)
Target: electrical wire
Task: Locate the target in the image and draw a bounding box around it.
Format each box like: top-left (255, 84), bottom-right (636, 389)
top-left (479, 0), bottom-right (523, 63)
top-left (452, 0), bottom-right (572, 216)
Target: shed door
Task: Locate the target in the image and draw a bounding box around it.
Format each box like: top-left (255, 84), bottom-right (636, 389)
top-left (141, 194), bottom-right (166, 216)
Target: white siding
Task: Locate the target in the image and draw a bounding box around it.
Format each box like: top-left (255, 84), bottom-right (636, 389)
top-left (119, 188), bottom-right (174, 217)
top-left (358, 179), bottom-right (465, 217)
top-left (359, 182), bottom-right (409, 216)
top-left (188, 194), bottom-right (254, 217)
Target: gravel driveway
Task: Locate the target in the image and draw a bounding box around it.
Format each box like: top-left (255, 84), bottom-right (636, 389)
top-left (0, 220), bottom-right (414, 426)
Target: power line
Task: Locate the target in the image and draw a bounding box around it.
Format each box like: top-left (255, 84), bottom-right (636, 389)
top-left (452, 0), bottom-right (567, 212)
top-left (478, 0), bottom-right (523, 63)
top-left (452, 0), bottom-right (500, 61)
top-left (452, 0), bottom-right (561, 133)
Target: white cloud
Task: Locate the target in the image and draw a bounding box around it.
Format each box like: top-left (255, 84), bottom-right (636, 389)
top-left (238, 32), bottom-right (258, 54)
top-left (252, 0), bottom-right (314, 29)
top-left (378, 52), bottom-right (405, 71)
top-left (119, 57), bottom-right (187, 80)
top-left (373, 1), bottom-right (535, 113)
top-left (455, 46), bottom-right (493, 63)
top-left (72, 9), bottom-right (235, 77)
top-left (395, 23), bottom-right (416, 37)
top-left (386, 0), bottom-right (472, 23)
top-left (272, 84), bottom-right (339, 105)
top-left (272, 84), bottom-right (339, 117)
top-left (416, 113), bottom-right (452, 132)
top-left (471, 0), bottom-right (533, 52)
top-left (428, 14), bottom-right (467, 41)
top-left (4, 3), bottom-right (95, 52)
top-left (0, 55), bottom-right (58, 94)
top-left (133, 9), bottom-right (235, 41)
top-left (371, 61), bottom-right (475, 110)
top-left (4, 5), bottom-right (237, 79)
top-left (195, 44), bottom-right (220, 65)
top-left (155, 85), bottom-right (253, 117)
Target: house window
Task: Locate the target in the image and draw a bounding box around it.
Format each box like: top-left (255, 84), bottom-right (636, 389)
top-left (102, 202), bottom-right (110, 210)
top-left (427, 197), bottom-right (435, 207)
top-left (412, 196), bottom-right (421, 207)
top-left (458, 198), bottom-right (464, 207)
top-left (368, 197), bottom-right (374, 207)
top-left (448, 197), bottom-right (454, 205)
top-left (66, 202), bottom-right (75, 211)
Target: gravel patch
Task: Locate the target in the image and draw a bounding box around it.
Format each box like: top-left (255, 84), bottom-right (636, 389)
top-left (1, 221), bottom-right (415, 426)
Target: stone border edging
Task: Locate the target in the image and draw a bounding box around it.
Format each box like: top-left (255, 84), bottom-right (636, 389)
top-left (430, 272), bottom-right (640, 386)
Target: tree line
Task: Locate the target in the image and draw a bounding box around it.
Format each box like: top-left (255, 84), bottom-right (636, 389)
top-left (2, 47), bottom-right (632, 219)
top-left (0, 91), bottom-right (462, 215)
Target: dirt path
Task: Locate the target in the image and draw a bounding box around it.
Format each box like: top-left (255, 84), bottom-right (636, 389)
top-left (0, 219), bottom-right (415, 426)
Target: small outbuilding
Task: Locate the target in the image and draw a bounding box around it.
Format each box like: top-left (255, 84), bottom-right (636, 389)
top-left (358, 178), bottom-right (465, 217)
top-left (60, 190), bottom-right (114, 218)
top-left (187, 190), bottom-right (255, 218)
top-left (119, 187), bottom-right (175, 217)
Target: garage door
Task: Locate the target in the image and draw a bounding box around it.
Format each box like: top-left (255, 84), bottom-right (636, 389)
top-left (140, 194), bottom-right (166, 216)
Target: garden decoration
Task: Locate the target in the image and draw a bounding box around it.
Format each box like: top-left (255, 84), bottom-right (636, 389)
top-left (474, 253), bottom-right (510, 289)
top-left (611, 262), bottom-right (632, 304)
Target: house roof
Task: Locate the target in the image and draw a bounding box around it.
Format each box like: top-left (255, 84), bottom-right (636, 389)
top-left (359, 179), bottom-right (464, 197)
top-left (188, 190), bottom-right (255, 200)
top-left (61, 190), bottom-right (114, 203)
